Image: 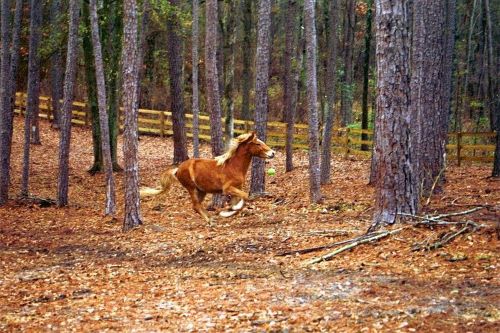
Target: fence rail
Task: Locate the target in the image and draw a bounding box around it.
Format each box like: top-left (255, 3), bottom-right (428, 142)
top-left (13, 93), bottom-right (497, 164)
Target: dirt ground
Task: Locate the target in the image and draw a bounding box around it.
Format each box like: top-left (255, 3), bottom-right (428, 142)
top-left (1, 116), bottom-right (499, 332)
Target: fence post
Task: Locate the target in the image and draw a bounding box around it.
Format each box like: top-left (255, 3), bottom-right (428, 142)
top-left (457, 132), bottom-right (462, 166)
top-left (344, 128), bottom-right (350, 159)
top-left (159, 110), bottom-right (165, 137)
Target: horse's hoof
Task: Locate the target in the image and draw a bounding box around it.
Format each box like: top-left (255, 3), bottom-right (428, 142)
top-left (219, 210), bottom-right (238, 218)
top-left (231, 199), bottom-right (244, 211)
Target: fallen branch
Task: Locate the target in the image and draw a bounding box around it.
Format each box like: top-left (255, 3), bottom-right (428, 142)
top-left (411, 222), bottom-right (476, 251)
top-left (304, 228), bottom-right (404, 265)
top-left (276, 231), bottom-right (387, 257)
top-left (399, 207), bottom-right (484, 227)
top-left (424, 165), bottom-right (446, 206)
top-left (306, 229), bottom-right (357, 237)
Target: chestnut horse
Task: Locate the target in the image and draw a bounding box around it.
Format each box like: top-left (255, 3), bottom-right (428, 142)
top-left (140, 132), bottom-right (275, 224)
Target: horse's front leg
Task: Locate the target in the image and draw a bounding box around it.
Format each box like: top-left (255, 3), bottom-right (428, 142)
top-left (220, 185), bottom-right (248, 217)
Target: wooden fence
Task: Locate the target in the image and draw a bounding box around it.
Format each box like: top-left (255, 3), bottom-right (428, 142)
top-left (13, 93), bottom-right (497, 164)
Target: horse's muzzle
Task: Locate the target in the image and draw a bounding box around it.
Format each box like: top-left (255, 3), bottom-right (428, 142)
top-left (265, 150), bottom-right (276, 159)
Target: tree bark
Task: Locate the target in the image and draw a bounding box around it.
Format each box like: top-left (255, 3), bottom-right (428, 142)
top-left (361, 0), bottom-right (373, 151)
top-left (0, 0), bottom-right (12, 204)
top-left (89, 0), bottom-right (117, 216)
top-left (0, 0), bottom-right (23, 204)
top-left (192, 0), bottom-right (200, 158)
top-left (284, 0), bottom-right (302, 173)
top-left (205, 0), bottom-right (224, 157)
top-left (371, 0), bottom-right (419, 229)
top-left (206, 0), bottom-right (226, 208)
top-left (57, 0), bottom-right (81, 207)
top-left (485, 0), bottom-right (500, 177)
top-left (27, 0), bottom-right (42, 145)
top-left (50, 0), bottom-right (63, 129)
top-left (304, 0), bottom-right (322, 203)
top-left (320, 0), bottom-right (339, 184)
top-left (250, 0), bottom-right (272, 196)
top-left (223, 0), bottom-right (237, 143)
top-left (166, 0), bottom-right (189, 164)
top-left (82, 1), bottom-right (101, 174)
top-left (122, 0), bottom-right (143, 231)
top-left (21, 0), bottom-right (43, 196)
top-left (240, 0), bottom-right (253, 120)
top-left (340, 0), bottom-right (356, 127)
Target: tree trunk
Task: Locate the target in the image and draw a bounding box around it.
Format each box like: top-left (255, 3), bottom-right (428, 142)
top-left (105, 0), bottom-right (123, 172)
top-left (361, 0), bottom-right (373, 151)
top-left (304, 0), bottom-right (322, 203)
top-left (192, 0), bottom-right (200, 158)
top-left (223, 0), bottom-right (237, 143)
top-left (284, 0), bottom-right (302, 173)
top-left (411, 0), bottom-right (448, 195)
top-left (89, 0), bottom-right (116, 216)
top-left (0, 0), bottom-right (23, 205)
top-left (371, 0), bottom-right (418, 230)
top-left (0, 0), bottom-right (12, 204)
top-left (50, 0), bottom-right (63, 129)
top-left (240, 0), bottom-right (253, 120)
top-left (320, 0), bottom-right (339, 184)
top-left (21, 0), bottom-right (43, 196)
top-left (166, 0), bottom-right (189, 164)
top-left (205, 0), bottom-right (224, 157)
top-left (82, 1), bottom-right (101, 174)
top-left (250, 0), bottom-right (272, 196)
top-left (27, 0), bottom-right (42, 145)
top-left (122, 0), bottom-right (143, 231)
top-left (137, 0), bottom-right (150, 109)
top-left (205, 0), bottom-right (226, 208)
top-left (340, 0), bottom-right (356, 127)
top-left (57, 0), bottom-right (81, 207)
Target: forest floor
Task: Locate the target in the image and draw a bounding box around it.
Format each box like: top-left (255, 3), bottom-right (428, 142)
top-left (0, 116), bottom-right (499, 332)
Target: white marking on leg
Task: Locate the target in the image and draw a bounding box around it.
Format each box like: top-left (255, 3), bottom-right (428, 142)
top-left (231, 199), bottom-right (244, 211)
top-left (219, 210), bottom-right (238, 218)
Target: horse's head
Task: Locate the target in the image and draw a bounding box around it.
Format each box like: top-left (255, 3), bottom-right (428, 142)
top-left (242, 132), bottom-right (275, 159)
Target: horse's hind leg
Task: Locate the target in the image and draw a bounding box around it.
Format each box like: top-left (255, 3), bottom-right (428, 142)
top-left (188, 189), bottom-right (213, 225)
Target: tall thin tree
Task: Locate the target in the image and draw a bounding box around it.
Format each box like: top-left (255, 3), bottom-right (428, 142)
top-left (192, 0), bottom-right (200, 158)
top-left (21, 0), bottom-right (43, 196)
top-left (284, 0), bottom-right (301, 173)
top-left (205, 0), bottom-right (224, 157)
top-left (205, 0), bottom-right (226, 208)
top-left (304, 0), bottom-right (322, 203)
top-left (240, 0), bottom-right (253, 120)
top-left (340, 0), bottom-right (356, 126)
top-left (57, 0), bottom-right (81, 207)
top-left (27, 0), bottom-right (43, 145)
top-left (370, 0), bottom-right (418, 230)
top-left (122, 0), bottom-right (143, 230)
top-left (166, 0), bottom-right (189, 164)
top-left (360, 0), bottom-right (373, 151)
top-left (89, 0), bottom-right (116, 215)
top-left (250, 0), bottom-right (272, 196)
top-left (320, 0), bottom-right (339, 184)
top-left (49, 0), bottom-right (63, 129)
top-left (0, 0), bottom-right (12, 205)
top-left (1, 0), bottom-right (24, 203)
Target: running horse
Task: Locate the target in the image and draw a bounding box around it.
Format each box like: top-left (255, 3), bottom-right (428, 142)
top-left (140, 132), bottom-right (275, 224)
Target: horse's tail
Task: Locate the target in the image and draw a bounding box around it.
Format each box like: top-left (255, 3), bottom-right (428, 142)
top-left (140, 168), bottom-right (178, 198)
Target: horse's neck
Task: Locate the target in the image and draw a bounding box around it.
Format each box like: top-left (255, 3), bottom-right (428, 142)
top-left (226, 147), bottom-right (252, 175)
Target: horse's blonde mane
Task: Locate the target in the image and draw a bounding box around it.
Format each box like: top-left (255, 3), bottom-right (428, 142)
top-left (214, 133), bottom-right (253, 166)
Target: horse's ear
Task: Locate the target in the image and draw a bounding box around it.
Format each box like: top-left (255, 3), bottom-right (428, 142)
top-left (242, 132), bottom-right (256, 142)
